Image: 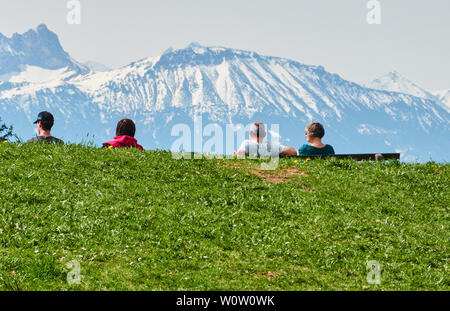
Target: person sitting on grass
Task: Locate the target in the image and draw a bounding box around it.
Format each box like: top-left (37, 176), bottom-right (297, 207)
top-left (234, 122), bottom-right (298, 158)
top-left (103, 118), bottom-right (144, 150)
top-left (298, 122), bottom-right (335, 156)
top-left (26, 111), bottom-right (64, 144)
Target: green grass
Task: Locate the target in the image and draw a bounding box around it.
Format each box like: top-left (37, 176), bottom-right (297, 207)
top-left (0, 143), bottom-right (448, 291)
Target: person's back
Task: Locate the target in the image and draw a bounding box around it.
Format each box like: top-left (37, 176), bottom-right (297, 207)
top-left (235, 122), bottom-right (298, 157)
top-left (298, 144), bottom-right (334, 156)
top-left (27, 111), bottom-right (64, 145)
top-left (103, 135), bottom-right (143, 150)
top-left (238, 139), bottom-right (284, 158)
top-left (27, 136), bottom-right (64, 144)
top-left (298, 122), bottom-right (335, 156)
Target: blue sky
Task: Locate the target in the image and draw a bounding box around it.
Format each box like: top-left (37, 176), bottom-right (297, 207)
top-left (0, 0), bottom-right (449, 90)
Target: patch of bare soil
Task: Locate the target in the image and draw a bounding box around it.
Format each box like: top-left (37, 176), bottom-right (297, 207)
top-left (247, 167), bottom-right (307, 184)
top-left (224, 163), bottom-right (311, 190)
top-left (255, 271), bottom-right (281, 278)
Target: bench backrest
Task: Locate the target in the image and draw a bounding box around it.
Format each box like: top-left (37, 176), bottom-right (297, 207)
top-left (296, 153), bottom-right (400, 161)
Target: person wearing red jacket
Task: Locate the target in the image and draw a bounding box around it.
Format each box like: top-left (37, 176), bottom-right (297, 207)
top-left (103, 119), bottom-right (144, 150)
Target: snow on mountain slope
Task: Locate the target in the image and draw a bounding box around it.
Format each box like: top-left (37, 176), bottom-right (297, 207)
top-left (432, 89), bottom-right (450, 113)
top-left (367, 71), bottom-right (450, 114)
top-left (82, 61), bottom-right (111, 72)
top-left (1, 65), bottom-right (71, 83)
top-left (72, 47), bottom-right (444, 122)
top-left (0, 25), bottom-right (449, 162)
top-left (367, 71), bottom-right (436, 100)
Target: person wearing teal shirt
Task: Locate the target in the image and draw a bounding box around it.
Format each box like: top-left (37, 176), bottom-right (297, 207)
top-left (298, 122), bottom-right (335, 156)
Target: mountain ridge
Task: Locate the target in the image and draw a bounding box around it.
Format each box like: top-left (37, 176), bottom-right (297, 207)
top-left (0, 24), bottom-right (88, 76)
top-left (367, 71), bottom-right (449, 113)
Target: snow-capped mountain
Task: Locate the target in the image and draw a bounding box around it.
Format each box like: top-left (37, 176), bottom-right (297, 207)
top-left (367, 71), bottom-right (450, 114)
top-left (82, 61), bottom-right (111, 72)
top-left (0, 24), bottom-right (88, 77)
top-left (432, 89), bottom-right (450, 113)
top-left (0, 25), bottom-right (449, 162)
top-left (367, 71), bottom-right (436, 100)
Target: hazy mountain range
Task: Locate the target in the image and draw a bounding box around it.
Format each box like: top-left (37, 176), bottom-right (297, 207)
top-left (0, 25), bottom-right (448, 162)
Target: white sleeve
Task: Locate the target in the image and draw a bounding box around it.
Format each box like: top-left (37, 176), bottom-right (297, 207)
top-left (267, 142), bottom-right (284, 156)
top-left (237, 140), bottom-right (249, 154)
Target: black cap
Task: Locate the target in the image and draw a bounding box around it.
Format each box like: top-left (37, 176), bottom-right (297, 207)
top-left (33, 111), bottom-right (54, 124)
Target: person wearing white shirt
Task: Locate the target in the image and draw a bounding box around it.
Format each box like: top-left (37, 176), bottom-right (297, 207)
top-left (234, 122), bottom-right (298, 158)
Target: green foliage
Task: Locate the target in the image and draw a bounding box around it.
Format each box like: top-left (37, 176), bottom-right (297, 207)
top-left (0, 117), bottom-right (18, 142)
top-left (0, 144), bottom-right (448, 291)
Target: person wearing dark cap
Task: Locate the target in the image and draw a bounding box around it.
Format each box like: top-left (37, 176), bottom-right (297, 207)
top-left (26, 111), bottom-right (64, 144)
top-left (103, 119), bottom-right (144, 150)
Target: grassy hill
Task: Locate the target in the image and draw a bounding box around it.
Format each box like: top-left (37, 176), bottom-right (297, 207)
top-left (0, 143), bottom-right (448, 291)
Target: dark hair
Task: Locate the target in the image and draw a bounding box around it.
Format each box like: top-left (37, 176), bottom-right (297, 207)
top-left (306, 122), bottom-right (325, 139)
top-left (40, 120), bottom-right (54, 131)
top-left (116, 119), bottom-right (136, 137)
top-left (255, 122), bottom-right (262, 139)
top-left (251, 122), bottom-right (266, 140)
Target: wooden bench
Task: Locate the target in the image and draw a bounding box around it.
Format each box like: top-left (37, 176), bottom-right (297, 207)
top-left (295, 153), bottom-right (400, 161)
